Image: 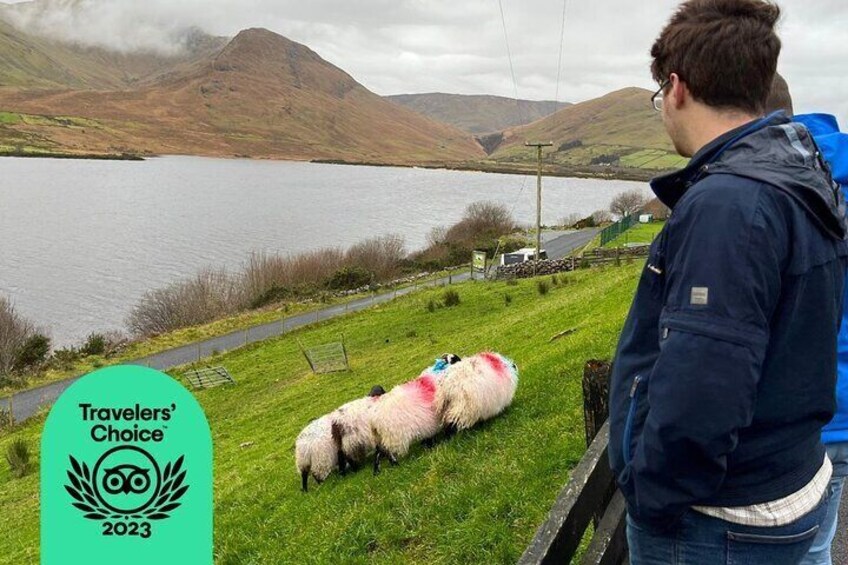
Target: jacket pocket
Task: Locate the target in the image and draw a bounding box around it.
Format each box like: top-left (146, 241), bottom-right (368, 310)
top-left (622, 375), bottom-right (646, 465)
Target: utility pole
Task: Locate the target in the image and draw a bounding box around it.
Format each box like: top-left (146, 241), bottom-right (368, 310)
top-left (525, 142), bottom-right (553, 276)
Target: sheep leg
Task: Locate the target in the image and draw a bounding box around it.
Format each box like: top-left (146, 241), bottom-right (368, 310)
top-left (374, 447), bottom-right (383, 475)
top-left (388, 452), bottom-right (399, 466)
top-left (337, 449), bottom-right (348, 476)
top-left (443, 423), bottom-right (458, 439)
top-left (301, 470), bottom-right (309, 493)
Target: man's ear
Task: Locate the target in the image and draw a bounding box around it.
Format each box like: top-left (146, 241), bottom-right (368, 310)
top-left (669, 72), bottom-right (687, 109)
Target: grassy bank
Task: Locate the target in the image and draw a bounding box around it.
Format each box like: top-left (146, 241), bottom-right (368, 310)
top-left (601, 221), bottom-right (665, 248)
top-left (0, 266), bottom-right (470, 397)
top-left (0, 262), bottom-right (642, 564)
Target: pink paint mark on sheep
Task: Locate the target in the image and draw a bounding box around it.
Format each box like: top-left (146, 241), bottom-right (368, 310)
top-left (410, 374), bottom-right (437, 403)
top-left (480, 352), bottom-right (508, 379)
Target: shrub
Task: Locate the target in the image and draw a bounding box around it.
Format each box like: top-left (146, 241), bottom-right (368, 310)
top-left (551, 275), bottom-right (559, 286)
top-left (13, 333), bottom-right (50, 372)
top-left (426, 299), bottom-right (437, 313)
top-left (80, 333), bottom-right (107, 357)
top-left (6, 439), bottom-right (30, 479)
top-left (327, 266), bottom-right (373, 291)
top-left (443, 290), bottom-right (461, 307)
top-left (127, 268), bottom-right (246, 337)
top-left (345, 235), bottom-right (406, 282)
top-left (537, 281), bottom-right (550, 296)
top-left (504, 294), bottom-right (513, 306)
top-left (0, 296), bottom-right (35, 376)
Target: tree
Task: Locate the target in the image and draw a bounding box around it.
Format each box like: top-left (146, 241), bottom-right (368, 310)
top-left (609, 189), bottom-right (649, 218)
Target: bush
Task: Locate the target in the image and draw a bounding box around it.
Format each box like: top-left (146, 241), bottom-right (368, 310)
top-left (443, 290), bottom-right (461, 307)
top-left (80, 333), bottom-right (107, 357)
top-left (537, 281), bottom-right (550, 296)
top-left (13, 333), bottom-right (50, 372)
top-left (327, 266), bottom-right (373, 291)
top-left (6, 439), bottom-right (30, 479)
top-left (345, 235), bottom-right (406, 282)
top-left (0, 296), bottom-right (35, 376)
top-left (127, 269), bottom-right (246, 337)
top-left (504, 294), bottom-right (513, 305)
top-left (426, 299), bottom-right (437, 313)
top-left (551, 275), bottom-right (559, 286)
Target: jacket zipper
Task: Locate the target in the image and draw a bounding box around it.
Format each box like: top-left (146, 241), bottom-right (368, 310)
top-left (622, 375), bottom-right (644, 465)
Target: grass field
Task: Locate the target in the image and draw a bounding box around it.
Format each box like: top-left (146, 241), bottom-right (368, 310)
top-left (0, 263), bottom-right (643, 564)
top-left (602, 221), bottom-right (665, 248)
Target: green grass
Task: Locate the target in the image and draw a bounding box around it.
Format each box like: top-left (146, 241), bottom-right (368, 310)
top-left (602, 221), bottom-right (665, 248)
top-left (0, 263), bottom-right (642, 563)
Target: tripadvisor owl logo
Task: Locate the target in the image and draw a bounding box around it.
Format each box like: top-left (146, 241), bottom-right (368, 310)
top-left (65, 445), bottom-right (189, 539)
top-left (42, 366), bottom-right (212, 564)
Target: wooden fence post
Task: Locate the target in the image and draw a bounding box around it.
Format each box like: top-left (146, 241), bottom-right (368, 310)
top-left (582, 360), bottom-right (612, 449)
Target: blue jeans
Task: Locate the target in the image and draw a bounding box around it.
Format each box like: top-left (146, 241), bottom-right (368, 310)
top-left (627, 495), bottom-right (830, 565)
top-left (801, 442), bottom-right (848, 565)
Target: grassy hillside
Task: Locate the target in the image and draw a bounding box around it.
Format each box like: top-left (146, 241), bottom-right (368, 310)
top-left (489, 88), bottom-right (688, 173)
top-left (0, 263), bottom-right (642, 563)
top-left (387, 93), bottom-right (566, 135)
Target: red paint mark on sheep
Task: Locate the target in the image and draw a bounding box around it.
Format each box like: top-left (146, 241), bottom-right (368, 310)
top-left (410, 375), bottom-right (437, 403)
top-left (480, 352), bottom-right (508, 379)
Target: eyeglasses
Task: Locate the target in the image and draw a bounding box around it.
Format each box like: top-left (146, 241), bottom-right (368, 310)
top-left (652, 79), bottom-right (670, 111)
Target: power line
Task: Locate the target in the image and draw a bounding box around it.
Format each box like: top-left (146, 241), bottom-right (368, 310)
top-left (497, 0), bottom-right (521, 103)
top-left (554, 0), bottom-right (570, 112)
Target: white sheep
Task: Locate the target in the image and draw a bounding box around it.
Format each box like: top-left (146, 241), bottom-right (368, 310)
top-left (435, 352), bottom-right (518, 434)
top-left (331, 385), bottom-right (386, 473)
top-left (369, 354), bottom-right (461, 474)
top-left (294, 414), bottom-right (338, 492)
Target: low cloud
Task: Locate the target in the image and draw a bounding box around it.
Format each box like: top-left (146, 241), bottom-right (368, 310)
top-left (1, 0), bottom-right (844, 124)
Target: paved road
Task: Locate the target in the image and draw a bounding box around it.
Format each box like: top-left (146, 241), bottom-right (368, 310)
top-left (542, 228), bottom-right (601, 260)
top-left (0, 228), bottom-right (597, 425)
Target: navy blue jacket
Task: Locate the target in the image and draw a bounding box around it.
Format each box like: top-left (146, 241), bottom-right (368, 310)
top-left (608, 113), bottom-right (848, 532)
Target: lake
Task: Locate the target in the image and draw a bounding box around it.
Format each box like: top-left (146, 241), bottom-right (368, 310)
top-left (0, 156), bottom-right (651, 346)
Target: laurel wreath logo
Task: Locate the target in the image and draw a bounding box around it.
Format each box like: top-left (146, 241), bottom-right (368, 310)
top-left (65, 454), bottom-right (189, 521)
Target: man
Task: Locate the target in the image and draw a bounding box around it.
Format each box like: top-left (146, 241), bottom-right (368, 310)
top-left (762, 87), bottom-right (848, 564)
top-left (608, 1), bottom-right (848, 563)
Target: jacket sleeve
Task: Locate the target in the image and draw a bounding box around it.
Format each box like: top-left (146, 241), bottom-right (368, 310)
top-left (619, 179), bottom-right (786, 531)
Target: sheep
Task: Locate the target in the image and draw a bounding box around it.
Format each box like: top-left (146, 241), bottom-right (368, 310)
top-left (330, 385), bottom-right (386, 474)
top-left (369, 354), bottom-right (462, 474)
top-left (435, 351), bottom-right (518, 435)
top-left (295, 414), bottom-right (337, 493)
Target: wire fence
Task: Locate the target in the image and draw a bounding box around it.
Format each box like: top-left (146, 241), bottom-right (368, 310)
top-left (599, 215), bottom-right (637, 247)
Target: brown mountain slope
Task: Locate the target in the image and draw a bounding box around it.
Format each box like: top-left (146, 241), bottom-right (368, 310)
top-left (386, 93), bottom-right (567, 135)
top-left (0, 27), bottom-right (484, 162)
top-left (488, 87), bottom-right (687, 172)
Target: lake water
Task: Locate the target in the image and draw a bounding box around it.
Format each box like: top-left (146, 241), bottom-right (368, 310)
top-left (0, 156), bottom-right (650, 346)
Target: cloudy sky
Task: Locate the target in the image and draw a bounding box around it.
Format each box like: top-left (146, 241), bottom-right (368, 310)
top-left (4, 0), bottom-right (847, 123)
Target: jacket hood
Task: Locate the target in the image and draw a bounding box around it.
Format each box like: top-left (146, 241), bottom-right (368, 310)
top-left (652, 112), bottom-right (848, 241)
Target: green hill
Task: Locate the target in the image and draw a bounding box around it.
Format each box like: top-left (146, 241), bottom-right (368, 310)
top-left (0, 263), bottom-right (642, 563)
top-left (489, 87), bottom-right (688, 172)
top-left (387, 93), bottom-right (566, 135)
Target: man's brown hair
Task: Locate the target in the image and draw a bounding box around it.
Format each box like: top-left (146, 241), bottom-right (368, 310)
top-left (651, 0), bottom-right (782, 114)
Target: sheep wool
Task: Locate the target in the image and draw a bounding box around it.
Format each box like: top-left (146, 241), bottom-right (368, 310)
top-left (331, 394), bottom-right (383, 468)
top-left (369, 372), bottom-right (441, 461)
top-left (295, 414), bottom-right (338, 492)
top-left (436, 352), bottom-right (518, 431)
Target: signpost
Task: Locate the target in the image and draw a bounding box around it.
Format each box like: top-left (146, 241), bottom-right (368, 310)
top-left (472, 251), bottom-right (488, 280)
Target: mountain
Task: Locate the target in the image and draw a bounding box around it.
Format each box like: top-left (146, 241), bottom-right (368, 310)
top-left (487, 87), bottom-right (687, 173)
top-left (0, 24), bottom-right (484, 163)
top-left (386, 93), bottom-right (566, 135)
